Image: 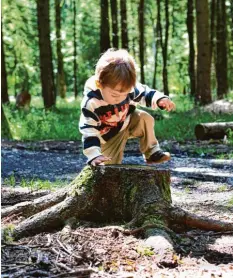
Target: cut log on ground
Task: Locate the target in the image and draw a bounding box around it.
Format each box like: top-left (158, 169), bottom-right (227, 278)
top-left (195, 122), bottom-right (233, 140)
top-left (2, 165), bottom-right (233, 255)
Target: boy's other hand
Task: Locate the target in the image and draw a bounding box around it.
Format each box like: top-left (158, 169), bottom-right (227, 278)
top-left (91, 155), bottom-right (112, 166)
top-left (157, 98), bottom-right (176, 112)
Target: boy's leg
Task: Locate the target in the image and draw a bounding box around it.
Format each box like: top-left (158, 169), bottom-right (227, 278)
top-left (101, 129), bottom-right (128, 164)
top-left (128, 109), bottom-right (161, 160)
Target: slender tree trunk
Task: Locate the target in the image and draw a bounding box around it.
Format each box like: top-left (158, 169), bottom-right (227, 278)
top-left (163, 0), bottom-right (170, 96)
top-left (37, 0), bottom-right (56, 109)
top-left (55, 0), bottom-right (66, 99)
top-left (129, 0), bottom-right (137, 57)
top-left (230, 1), bottom-right (233, 42)
top-left (1, 104), bottom-right (12, 139)
top-left (150, 8), bottom-right (159, 89)
top-left (216, 0), bottom-right (228, 99)
top-left (13, 51), bottom-right (17, 98)
top-left (100, 0), bottom-right (111, 53)
top-left (138, 0), bottom-right (145, 83)
top-left (1, 30), bottom-right (9, 104)
top-left (110, 0), bottom-right (119, 49)
top-left (157, 0), bottom-right (170, 96)
top-left (210, 0), bottom-right (216, 64)
top-left (195, 0), bottom-right (212, 104)
top-left (186, 0), bottom-right (196, 97)
top-left (73, 0), bottom-right (78, 98)
top-left (120, 0), bottom-right (129, 49)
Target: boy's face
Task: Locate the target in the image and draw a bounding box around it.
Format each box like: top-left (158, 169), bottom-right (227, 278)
top-left (97, 82), bottom-right (131, 104)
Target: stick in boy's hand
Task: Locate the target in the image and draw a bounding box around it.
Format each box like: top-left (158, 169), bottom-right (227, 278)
top-left (157, 98), bottom-right (176, 112)
top-left (91, 155), bottom-right (112, 166)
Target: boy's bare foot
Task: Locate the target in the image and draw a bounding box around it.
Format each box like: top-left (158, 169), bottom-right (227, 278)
top-left (145, 150), bottom-right (171, 164)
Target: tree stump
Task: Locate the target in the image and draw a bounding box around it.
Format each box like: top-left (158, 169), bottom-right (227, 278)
top-left (195, 122), bottom-right (233, 140)
top-left (2, 165), bottom-right (233, 255)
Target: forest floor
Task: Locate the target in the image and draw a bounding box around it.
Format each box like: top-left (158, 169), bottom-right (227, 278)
top-left (1, 139), bottom-right (233, 277)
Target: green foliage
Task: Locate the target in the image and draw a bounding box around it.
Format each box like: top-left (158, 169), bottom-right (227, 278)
top-left (2, 224), bottom-right (16, 243)
top-left (3, 94), bottom-right (233, 143)
top-left (4, 174), bottom-right (16, 187)
top-left (136, 245), bottom-right (155, 257)
top-left (3, 175), bottom-right (66, 190)
top-left (3, 97), bottom-right (81, 140)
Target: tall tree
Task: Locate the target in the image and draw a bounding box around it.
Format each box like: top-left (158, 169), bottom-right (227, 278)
top-left (186, 0), bottom-right (196, 97)
top-left (216, 0), bottom-right (228, 99)
top-left (210, 0), bottom-right (216, 64)
top-left (195, 0), bottom-right (212, 104)
top-left (55, 0), bottom-right (66, 99)
top-left (1, 104), bottom-right (12, 139)
top-left (138, 0), bottom-right (145, 83)
top-left (100, 0), bottom-right (111, 53)
top-left (110, 0), bottom-right (119, 49)
top-left (149, 8), bottom-right (159, 89)
top-left (73, 0), bottom-right (78, 98)
top-left (120, 0), bottom-right (129, 49)
top-left (230, 1), bottom-right (233, 42)
top-left (37, 0), bottom-right (56, 108)
top-left (157, 0), bottom-right (170, 95)
top-left (1, 29), bottom-right (9, 104)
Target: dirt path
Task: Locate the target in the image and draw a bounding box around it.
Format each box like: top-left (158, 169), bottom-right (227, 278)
top-left (1, 140), bottom-right (233, 277)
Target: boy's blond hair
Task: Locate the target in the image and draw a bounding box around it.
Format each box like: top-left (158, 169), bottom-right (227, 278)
top-left (95, 48), bottom-right (137, 92)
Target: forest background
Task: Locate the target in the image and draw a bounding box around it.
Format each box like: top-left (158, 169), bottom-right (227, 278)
top-left (1, 0), bottom-right (233, 142)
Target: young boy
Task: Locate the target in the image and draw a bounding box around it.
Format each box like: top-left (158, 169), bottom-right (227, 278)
top-left (79, 49), bottom-right (175, 166)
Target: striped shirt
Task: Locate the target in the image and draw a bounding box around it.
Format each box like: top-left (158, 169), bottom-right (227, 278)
top-left (79, 76), bottom-right (168, 163)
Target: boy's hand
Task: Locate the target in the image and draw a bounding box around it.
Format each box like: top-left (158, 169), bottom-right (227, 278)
top-left (157, 98), bottom-right (176, 112)
top-left (91, 155), bottom-right (112, 166)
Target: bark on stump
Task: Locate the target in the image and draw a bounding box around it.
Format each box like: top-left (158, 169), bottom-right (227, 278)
top-left (195, 122), bottom-right (233, 140)
top-left (2, 165), bottom-right (233, 255)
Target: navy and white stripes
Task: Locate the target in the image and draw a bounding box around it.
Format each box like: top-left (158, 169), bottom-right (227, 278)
top-left (79, 75), bottom-right (167, 163)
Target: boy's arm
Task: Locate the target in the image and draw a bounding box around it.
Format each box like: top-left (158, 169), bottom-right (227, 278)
top-left (130, 82), bottom-right (169, 109)
top-left (79, 99), bottom-right (103, 164)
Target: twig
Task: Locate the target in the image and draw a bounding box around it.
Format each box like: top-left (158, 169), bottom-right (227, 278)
top-left (50, 268), bottom-right (94, 278)
top-left (56, 238), bottom-right (82, 260)
top-left (1, 264), bottom-right (29, 273)
top-left (52, 260), bottom-right (72, 271)
top-left (25, 270), bottom-right (50, 277)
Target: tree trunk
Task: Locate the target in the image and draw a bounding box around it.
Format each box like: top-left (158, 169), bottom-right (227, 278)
top-left (37, 0), bottom-right (56, 109)
top-left (110, 0), bottom-right (119, 49)
top-left (120, 0), bottom-right (129, 50)
top-left (2, 166), bottom-right (233, 253)
top-left (157, 0), bottom-right (170, 96)
top-left (216, 0), bottom-right (228, 99)
top-left (210, 0), bottom-right (216, 65)
top-left (152, 15), bottom-right (159, 89)
top-left (186, 0), bottom-right (196, 97)
top-left (55, 0), bottom-right (66, 99)
top-left (195, 0), bottom-right (212, 105)
top-left (1, 29), bottom-right (9, 104)
top-left (1, 104), bottom-right (12, 139)
top-left (195, 122), bottom-right (233, 140)
top-left (73, 0), bottom-right (78, 98)
top-left (100, 0), bottom-right (111, 53)
top-left (138, 0), bottom-right (145, 84)
top-left (230, 0), bottom-right (233, 42)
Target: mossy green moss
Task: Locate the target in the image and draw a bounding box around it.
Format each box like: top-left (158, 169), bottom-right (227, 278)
top-left (69, 166), bottom-right (96, 196)
top-left (2, 224), bottom-right (16, 242)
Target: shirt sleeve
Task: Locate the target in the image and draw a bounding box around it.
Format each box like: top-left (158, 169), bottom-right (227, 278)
top-left (79, 97), bottom-right (102, 164)
top-left (129, 82), bottom-right (169, 109)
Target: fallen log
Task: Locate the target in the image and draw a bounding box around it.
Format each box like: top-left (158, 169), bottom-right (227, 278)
top-left (195, 122), bottom-right (233, 140)
top-left (2, 165), bottom-right (233, 255)
top-left (1, 187), bottom-right (51, 206)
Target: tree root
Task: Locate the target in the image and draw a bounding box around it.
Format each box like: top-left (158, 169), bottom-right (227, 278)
top-left (1, 165), bottom-right (232, 247)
